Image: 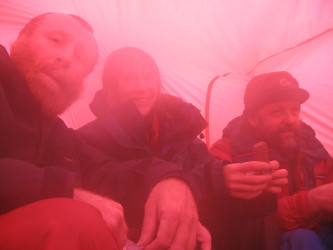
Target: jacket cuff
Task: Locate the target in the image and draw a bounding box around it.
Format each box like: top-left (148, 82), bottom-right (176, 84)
top-left (210, 160), bottom-right (227, 198)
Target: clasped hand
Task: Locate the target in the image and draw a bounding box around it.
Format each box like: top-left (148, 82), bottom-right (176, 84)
top-left (223, 160), bottom-right (288, 200)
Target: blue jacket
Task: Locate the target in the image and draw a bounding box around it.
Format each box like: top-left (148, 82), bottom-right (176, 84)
top-left (78, 91), bottom-right (225, 232)
top-left (78, 90), bottom-right (278, 249)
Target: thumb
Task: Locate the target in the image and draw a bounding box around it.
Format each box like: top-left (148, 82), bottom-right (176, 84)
top-left (238, 161), bottom-right (273, 173)
top-left (197, 223), bottom-right (212, 250)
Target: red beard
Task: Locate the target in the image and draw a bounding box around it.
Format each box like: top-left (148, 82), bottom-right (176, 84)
top-left (10, 39), bottom-right (84, 117)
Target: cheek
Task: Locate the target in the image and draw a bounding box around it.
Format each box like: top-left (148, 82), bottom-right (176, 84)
top-left (256, 119), bottom-right (279, 138)
top-left (117, 87), bottom-right (133, 103)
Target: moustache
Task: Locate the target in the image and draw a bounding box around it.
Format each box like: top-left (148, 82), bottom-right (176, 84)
top-left (277, 124), bottom-right (299, 135)
top-left (38, 64), bottom-right (79, 86)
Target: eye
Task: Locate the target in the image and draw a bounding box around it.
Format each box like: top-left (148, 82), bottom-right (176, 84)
top-left (291, 106), bottom-right (300, 115)
top-left (48, 36), bottom-right (63, 45)
top-left (120, 74), bottom-right (136, 83)
top-left (46, 31), bottom-right (66, 45)
top-left (270, 108), bottom-right (283, 116)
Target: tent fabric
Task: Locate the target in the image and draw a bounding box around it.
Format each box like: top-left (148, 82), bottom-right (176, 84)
top-left (1, 0), bottom-right (332, 155)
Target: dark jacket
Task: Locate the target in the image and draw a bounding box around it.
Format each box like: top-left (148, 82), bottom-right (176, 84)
top-left (211, 116), bottom-right (333, 244)
top-left (0, 44), bottom-right (81, 213)
top-left (78, 91), bottom-right (224, 229)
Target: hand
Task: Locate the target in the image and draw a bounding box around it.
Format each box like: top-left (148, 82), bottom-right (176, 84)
top-left (264, 167), bottom-right (288, 194)
top-left (196, 222), bottom-right (212, 250)
top-left (73, 189), bottom-right (128, 249)
top-left (307, 183), bottom-right (333, 214)
top-left (138, 178), bottom-right (211, 250)
top-left (223, 161), bottom-right (279, 200)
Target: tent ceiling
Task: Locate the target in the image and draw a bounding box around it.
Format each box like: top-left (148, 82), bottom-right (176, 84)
top-left (1, 0), bottom-right (332, 154)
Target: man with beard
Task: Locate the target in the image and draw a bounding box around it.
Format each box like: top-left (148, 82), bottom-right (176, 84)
top-left (210, 71), bottom-right (333, 250)
top-left (0, 12), bottom-right (221, 250)
top-left (0, 12), bottom-right (128, 250)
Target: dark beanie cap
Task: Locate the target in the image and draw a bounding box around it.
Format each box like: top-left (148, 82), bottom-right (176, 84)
top-left (243, 71), bottom-right (309, 117)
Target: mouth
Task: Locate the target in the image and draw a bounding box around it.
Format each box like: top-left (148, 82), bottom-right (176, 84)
top-left (133, 97), bottom-right (151, 105)
top-left (279, 130), bottom-right (296, 137)
top-left (39, 72), bottom-right (60, 89)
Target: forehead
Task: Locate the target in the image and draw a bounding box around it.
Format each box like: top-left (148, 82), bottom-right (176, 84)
top-left (31, 14), bottom-right (97, 52)
top-left (262, 100), bottom-right (300, 109)
top-left (120, 53), bottom-right (157, 73)
top-left (256, 100), bottom-right (300, 115)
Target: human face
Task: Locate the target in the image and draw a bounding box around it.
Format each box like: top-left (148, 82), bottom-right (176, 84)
top-left (116, 55), bottom-right (160, 117)
top-left (10, 13), bottom-right (98, 116)
top-left (249, 100), bottom-right (302, 153)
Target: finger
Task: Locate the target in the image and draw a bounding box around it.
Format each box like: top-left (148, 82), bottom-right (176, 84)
top-left (271, 169), bottom-right (288, 179)
top-left (229, 174), bottom-right (273, 186)
top-left (169, 211), bottom-right (197, 250)
top-left (269, 177), bottom-right (288, 186)
top-left (144, 214), bottom-right (178, 250)
top-left (265, 186), bottom-right (283, 194)
top-left (117, 222), bottom-right (128, 249)
top-left (226, 178), bottom-right (271, 197)
top-left (230, 190), bottom-right (264, 200)
top-left (196, 223), bottom-right (212, 250)
top-left (268, 160), bottom-right (279, 169)
top-left (138, 204), bottom-right (158, 246)
top-left (223, 162), bottom-right (274, 178)
top-left (239, 161), bottom-right (277, 173)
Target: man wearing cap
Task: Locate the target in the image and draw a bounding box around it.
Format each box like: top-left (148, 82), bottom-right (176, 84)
top-left (211, 71), bottom-right (333, 250)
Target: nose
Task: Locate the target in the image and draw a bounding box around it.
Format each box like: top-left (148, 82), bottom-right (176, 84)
top-left (56, 45), bottom-right (74, 69)
top-left (135, 78), bottom-right (148, 91)
top-left (283, 110), bottom-right (299, 124)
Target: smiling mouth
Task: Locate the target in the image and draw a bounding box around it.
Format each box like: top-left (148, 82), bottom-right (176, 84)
top-left (133, 98), bottom-right (151, 104)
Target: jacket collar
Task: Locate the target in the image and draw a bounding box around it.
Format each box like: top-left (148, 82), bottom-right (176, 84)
top-left (0, 45), bottom-right (41, 116)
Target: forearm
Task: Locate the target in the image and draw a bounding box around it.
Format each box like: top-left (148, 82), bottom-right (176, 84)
top-left (0, 158), bottom-right (75, 214)
top-left (277, 191), bottom-right (320, 231)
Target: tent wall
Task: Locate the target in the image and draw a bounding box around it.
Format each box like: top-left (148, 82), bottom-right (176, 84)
top-left (1, 0), bottom-right (332, 155)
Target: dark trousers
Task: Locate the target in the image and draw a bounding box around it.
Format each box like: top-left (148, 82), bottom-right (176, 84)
top-left (281, 227), bottom-right (333, 250)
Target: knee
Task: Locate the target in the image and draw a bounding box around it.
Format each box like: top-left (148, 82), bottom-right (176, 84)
top-left (285, 229), bottom-right (320, 241)
top-left (281, 229), bottom-right (325, 250)
top-left (39, 198), bottom-right (106, 232)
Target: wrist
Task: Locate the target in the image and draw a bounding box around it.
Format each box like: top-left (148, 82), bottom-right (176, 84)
top-left (307, 189), bottom-right (321, 214)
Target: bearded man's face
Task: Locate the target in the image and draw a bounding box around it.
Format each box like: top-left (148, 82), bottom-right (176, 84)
top-left (249, 100), bottom-right (302, 154)
top-left (10, 13), bottom-right (98, 116)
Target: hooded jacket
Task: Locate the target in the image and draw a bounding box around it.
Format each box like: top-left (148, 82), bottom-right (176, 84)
top-left (78, 90), bottom-right (226, 229)
top-left (211, 115), bottom-right (333, 232)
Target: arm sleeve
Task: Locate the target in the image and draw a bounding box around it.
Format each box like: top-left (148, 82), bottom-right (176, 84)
top-left (276, 191), bottom-right (320, 231)
top-left (0, 158), bottom-right (75, 214)
top-left (210, 137), bottom-right (232, 162)
top-left (277, 157), bottom-right (333, 231)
